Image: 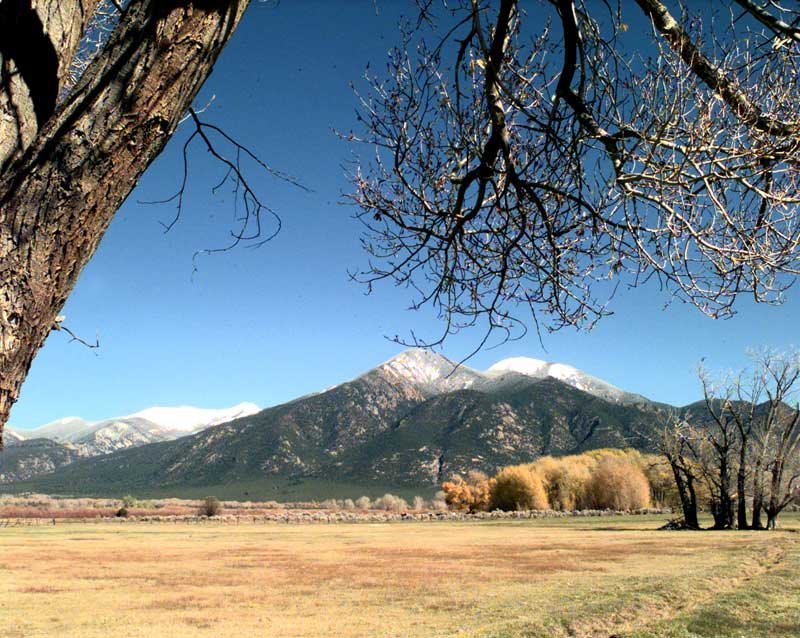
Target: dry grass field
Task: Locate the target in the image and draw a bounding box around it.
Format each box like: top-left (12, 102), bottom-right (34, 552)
top-left (1, 515), bottom-right (798, 637)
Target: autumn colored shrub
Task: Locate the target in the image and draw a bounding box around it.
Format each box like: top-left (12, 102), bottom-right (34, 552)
top-left (198, 496), bottom-right (222, 517)
top-left (584, 457), bottom-right (652, 510)
top-left (442, 470), bottom-right (492, 512)
top-left (639, 456), bottom-right (682, 509)
top-left (373, 493), bottom-right (409, 512)
top-left (530, 455), bottom-right (593, 510)
top-left (489, 465), bottom-right (549, 511)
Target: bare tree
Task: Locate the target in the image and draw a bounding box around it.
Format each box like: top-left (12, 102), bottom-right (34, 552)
top-left (676, 351), bottom-right (800, 530)
top-left (657, 414), bottom-right (700, 529)
top-left (0, 1), bottom-right (257, 434)
top-left (349, 0), bottom-right (800, 350)
top-left (695, 367), bottom-right (741, 529)
top-left (748, 351), bottom-right (800, 528)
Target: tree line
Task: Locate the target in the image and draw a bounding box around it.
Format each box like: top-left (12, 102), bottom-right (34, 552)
top-left (660, 351), bottom-right (800, 530)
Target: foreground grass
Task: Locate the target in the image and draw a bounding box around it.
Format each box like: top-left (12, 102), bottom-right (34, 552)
top-left (0, 515), bottom-right (797, 637)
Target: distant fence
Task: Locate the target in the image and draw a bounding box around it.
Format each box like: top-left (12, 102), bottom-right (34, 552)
top-left (0, 508), bottom-right (673, 527)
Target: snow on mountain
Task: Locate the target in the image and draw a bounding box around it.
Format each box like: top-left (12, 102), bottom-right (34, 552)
top-left (9, 403), bottom-right (261, 457)
top-left (4, 429), bottom-right (25, 445)
top-left (369, 349), bottom-right (646, 404)
top-left (22, 416), bottom-right (93, 441)
top-left (375, 349), bottom-right (483, 396)
top-left (125, 402), bottom-right (260, 432)
top-left (487, 357), bottom-right (644, 404)
top-left (487, 357), bottom-right (549, 378)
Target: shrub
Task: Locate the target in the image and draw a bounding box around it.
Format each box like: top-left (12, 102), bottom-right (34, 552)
top-left (198, 496), bottom-right (222, 517)
top-left (412, 496), bottom-right (426, 511)
top-left (355, 496), bottom-right (372, 510)
top-left (115, 506), bottom-right (129, 518)
top-left (430, 491), bottom-right (449, 511)
top-left (442, 470), bottom-right (492, 512)
top-left (530, 455), bottom-right (593, 511)
top-left (489, 465), bottom-right (549, 511)
top-left (373, 493), bottom-right (409, 512)
top-left (584, 457), bottom-right (652, 510)
top-left (342, 499), bottom-right (356, 510)
top-left (640, 456), bottom-right (682, 509)
top-left (121, 495), bottom-right (138, 509)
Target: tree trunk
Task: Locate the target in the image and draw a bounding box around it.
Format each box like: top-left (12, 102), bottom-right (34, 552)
top-left (0, 0), bottom-right (249, 436)
top-left (751, 455), bottom-right (766, 529)
top-left (686, 473), bottom-right (700, 530)
top-left (1, 1), bottom-right (100, 168)
top-left (668, 459), bottom-right (700, 529)
top-left (712, 455), bottom-right (734, 529)
top-left (736, 445), bottom-right (749, 529)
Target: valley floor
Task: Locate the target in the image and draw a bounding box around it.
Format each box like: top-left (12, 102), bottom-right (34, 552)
top-left (1, 515), bottom-right (798, 637)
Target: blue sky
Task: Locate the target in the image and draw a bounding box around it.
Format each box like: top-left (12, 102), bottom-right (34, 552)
top-left (10, 1), bottom-right (800, 428)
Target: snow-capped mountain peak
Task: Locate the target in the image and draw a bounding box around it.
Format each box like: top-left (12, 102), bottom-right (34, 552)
top-left (377, 349), bottom-right (482, 395)
top-left (126, 402), bottom-right (260, 432)
top-left (487, 357), bottom-right (549, 377)
top-left (8, 402), bottom-right (261, 457)
top-left (487, 356), bottom-right (641, 404)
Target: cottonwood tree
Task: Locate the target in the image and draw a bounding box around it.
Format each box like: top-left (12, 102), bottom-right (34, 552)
top-left (657, 415), bottom-right (701, 529)
top-left (350, 0), bottom-right (800, 350)
top-left (0, 1), bottom-right (267, 434)
top-left (679, 351), bottom-right (800, 529)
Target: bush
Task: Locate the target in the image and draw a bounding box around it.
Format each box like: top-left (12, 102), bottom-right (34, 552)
top-left (198, 496), bottom-right (222, 517)
top-left (115, 506), bottom-right (129, 518)
top-left (355, 496), bottom-right (372, 510)
top-left (342, 498), bottom-right (356, 510)
top-left (442, 470), bottom-right (492, 512)
top-left (121, 495), bottom-right (138, 509)
top-left (412, 496), bottom-right (426, 511)
top-left (373, 493), bottom-right (409, 512)
top-left (430, 491), bottom-right (449, 511)
top-left (530, 455), bottom-right (593, 511)
top-left (489, 465), bottom-right (549, 511)
top-left (320, 498), bottom-right (341, 511)
top-left (584, 457), bottom-right (652, 510)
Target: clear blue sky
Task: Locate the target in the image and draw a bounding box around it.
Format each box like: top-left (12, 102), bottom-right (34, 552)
top-left (10, 1), bottom-right (800, 428)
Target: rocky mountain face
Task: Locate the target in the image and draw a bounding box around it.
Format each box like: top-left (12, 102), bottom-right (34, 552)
top-left (0, 438), bottom-right (85, 483)
top-left (6, 350), bottom-right (667, 494)
top-left (1, 403), bottom-right (260, 483)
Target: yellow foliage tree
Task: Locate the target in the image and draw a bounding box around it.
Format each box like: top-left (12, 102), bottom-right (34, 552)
top-left (489, 465), bottom-right (549, 511)
top-left (584, 457), bottom-right (652, 510)
top-left (529, 455), bottom-right (594, 510)
top-left (442, 470), bottom-right (492, 512)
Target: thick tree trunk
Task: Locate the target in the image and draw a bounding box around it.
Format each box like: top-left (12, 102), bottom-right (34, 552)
top-left (736, 445), bottom-right (749, 529)
top-left (712, 456), bottom-right (735, 529)
top-left (751, 456), bottom-right (766, 529)
top-left (0, 0), bottom-right (249, 436)
top-left (668, 460), bottom-right (700, 529)
top-left (0, 1), bottom-right (100, 168)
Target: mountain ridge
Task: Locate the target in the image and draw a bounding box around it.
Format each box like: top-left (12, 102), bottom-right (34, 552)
top-left (2, 350), bottom-right (667, 494)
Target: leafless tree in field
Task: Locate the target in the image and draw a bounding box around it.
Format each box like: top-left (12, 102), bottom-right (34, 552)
top-left (675, 350), bottom-right (800, 529)
top-left (656, 413), bottom-right (701, 529)
top-left (349, 0), bottom-right (800, 351)
top-left (0, 1), bottom-right (287, 435)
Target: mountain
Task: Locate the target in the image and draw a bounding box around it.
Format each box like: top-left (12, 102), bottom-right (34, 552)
top-left (4, 350), bottom-right (665, 497)
top-left (485, 357), bottom-right (649, 404)
top-left (1, 402), bottom-right (260, 483)
top-left (0, 438), bottom-right (85, 483)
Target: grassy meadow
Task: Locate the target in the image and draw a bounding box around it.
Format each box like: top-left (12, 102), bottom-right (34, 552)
top-left (1, 514), bottom-right (798, 637)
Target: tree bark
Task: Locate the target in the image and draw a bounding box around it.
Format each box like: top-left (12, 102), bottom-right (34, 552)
top-left (0, 0), bottom-right (101, 168)
top-left (751, 452), bottom-right (766, 529)
top-left (0, 0), bottom-right (249, 437)
top-left (736, 443), bottom-right (749, 529)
